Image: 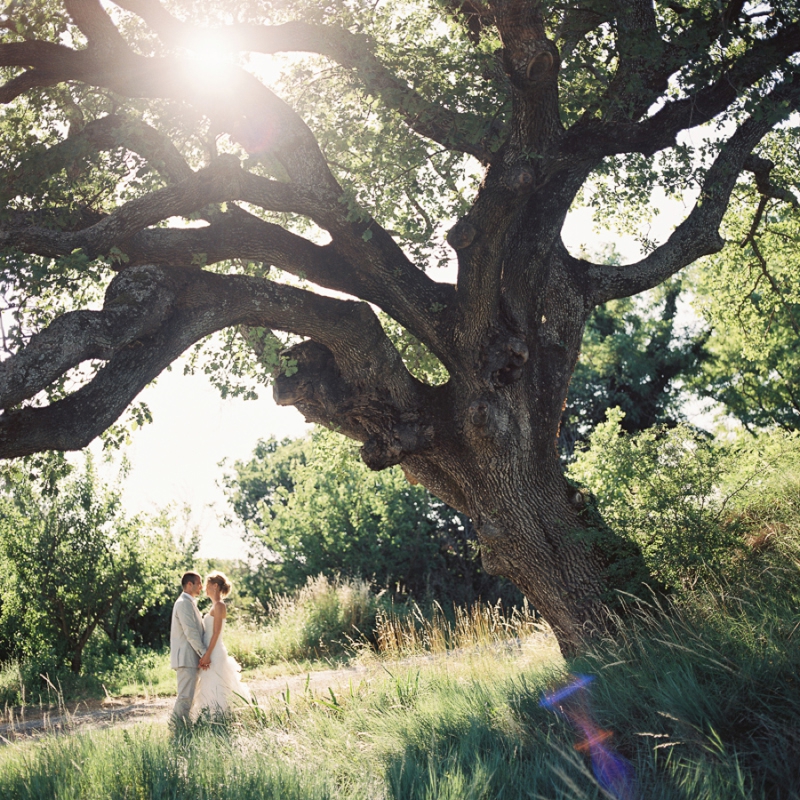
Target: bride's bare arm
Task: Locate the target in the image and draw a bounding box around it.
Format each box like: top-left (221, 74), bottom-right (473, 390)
top-left (198, 601), bottom-right (228, 668)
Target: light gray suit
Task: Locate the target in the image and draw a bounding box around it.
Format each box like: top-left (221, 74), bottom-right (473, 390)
top-left (170, 591), bottom-right (206, 724)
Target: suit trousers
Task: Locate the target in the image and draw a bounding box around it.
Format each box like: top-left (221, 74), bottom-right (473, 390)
top-left (172, 666), bottom-right (199, 724)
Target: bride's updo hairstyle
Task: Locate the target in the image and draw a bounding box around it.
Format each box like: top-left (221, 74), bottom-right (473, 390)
top-left (206, 570), bottom-right (232, 598)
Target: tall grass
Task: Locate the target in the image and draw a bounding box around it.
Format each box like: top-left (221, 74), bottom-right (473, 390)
top-left (3, 550), bottom-right (798, 800)
top-left (374, 597), bottom-right (543, 656)
top-left (0, 725), bottom-right (332, 800)
top-left (0, 649), bottom-right (175, 708)
top-left (225, 574), bottom-right (381, 667)
top-left (4, 440), bottom-right (800, 798)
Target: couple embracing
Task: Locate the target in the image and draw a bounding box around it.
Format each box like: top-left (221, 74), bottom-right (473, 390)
top-left (170, 570), bottom-right (251, 726)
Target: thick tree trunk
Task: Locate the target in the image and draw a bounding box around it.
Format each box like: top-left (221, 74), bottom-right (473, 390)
top-left (398, 389), bottom-right (649, 657)
top-left (275, 244), bottom-right (653, 657)
top-left (8, 0), bottom-right (792, 658)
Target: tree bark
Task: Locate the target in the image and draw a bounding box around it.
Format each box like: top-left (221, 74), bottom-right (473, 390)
top-left (274, 241), bottom-right (651, 656)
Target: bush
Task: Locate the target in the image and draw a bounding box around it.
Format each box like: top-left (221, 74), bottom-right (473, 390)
top-left (569, 411), bottom-right (800, 596)
top-left (224, 429), bottom-right (519, 608)
top-left (0, 453), bottom-right (184, 673)
top-left (568, 408), bottom-right (743, 590)
top-left (226, 574), bottom-right (383, 666)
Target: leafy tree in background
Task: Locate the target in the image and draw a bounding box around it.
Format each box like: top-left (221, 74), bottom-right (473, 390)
top-left (1, 0), bottom-right (799, 653)
top-left (224, 436), bottom-right (308, 528)
top-left (560, 276), bottom-right (708, 458)
top-left (568, 408), bottom-right (741, 591)
top-left (0, 453), bottom-right (181, 672)
top-left (691, 141), bottom-right (800, 432)
top-left (225, 429), bottom-right (516, 607)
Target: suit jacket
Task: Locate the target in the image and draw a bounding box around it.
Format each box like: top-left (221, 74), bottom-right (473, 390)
top-left (170, 591), bottom-right (206, 670)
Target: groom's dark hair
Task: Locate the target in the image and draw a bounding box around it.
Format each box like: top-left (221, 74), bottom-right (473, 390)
top-left (181, 571), bottom-right (202, 589)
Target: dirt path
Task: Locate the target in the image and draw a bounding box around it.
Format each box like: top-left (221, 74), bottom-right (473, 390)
top-left (0, 633), bottom-right (557, 744)
top-left (0, 663), bottom-right (375, 743)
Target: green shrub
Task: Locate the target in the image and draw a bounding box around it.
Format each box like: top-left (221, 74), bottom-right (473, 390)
top-left (0, 454), bottom-right (184, 673)
top-left (3, 559), bottom-right (799, 799)
top-left (568, 409), bottom-right (744, 590)
top-left (224, 430), bottom-right (518, 607)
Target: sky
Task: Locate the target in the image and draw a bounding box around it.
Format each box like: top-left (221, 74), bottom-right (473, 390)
top-left (93, 368), bottom-right (309, 560)
top-left (90, 195), bottom-right (701, 561)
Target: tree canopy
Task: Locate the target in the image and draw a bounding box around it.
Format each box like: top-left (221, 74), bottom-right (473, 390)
top-left (1, 0), bottom-right (799, 653)
top-left (690, 141), bottom-right (800, 432)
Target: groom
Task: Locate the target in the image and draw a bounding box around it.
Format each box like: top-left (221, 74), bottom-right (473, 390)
top-left (170, 571), bottom-right (209, 726)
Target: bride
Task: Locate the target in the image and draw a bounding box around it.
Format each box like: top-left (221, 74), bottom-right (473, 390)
top-left (191, 570), bottom-right (251, 718)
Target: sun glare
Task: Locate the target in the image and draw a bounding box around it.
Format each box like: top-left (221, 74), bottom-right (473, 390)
top-left (177, 28), bottom-right (240, 91)
top-left (177, 27), bottom-right (237, 61)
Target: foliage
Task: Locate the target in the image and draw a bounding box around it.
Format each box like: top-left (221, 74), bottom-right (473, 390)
top-left (222, 436), bottom-right (308, 528)
top-left (567, 409), bottom-right (745, 591)
top-left (562, 275), bottom-right (708, 458)
top-left (224, 428), bottom-right (517, 606)
top-left (690, 141), bottom-right (800, 432)
top-left (0, 453), bottom-right (183, 672)
top-left (0, 647), bottom-right (178, 708)
top-left (2, 0), bottom-right (800, 648)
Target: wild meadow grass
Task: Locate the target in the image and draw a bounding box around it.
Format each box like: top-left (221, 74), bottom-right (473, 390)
top-left (2, 545), bottom-right (798, 800)
top-left (224, 574), bottom-right (382, 668)
top-left (373, 596), bottom-right (541, 656)
top-left (0, 649), bottom-right (176, 709)
top-left (3, 460), bottom-right (800, 799)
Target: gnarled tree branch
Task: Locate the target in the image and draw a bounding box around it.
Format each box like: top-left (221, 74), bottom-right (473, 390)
top-left (0, 24), bottom-right (457, 358)
top-left (0, 264), bottom-right (424, 458)
top-left (0, 114), bottom-right (193, 204)
top-left (565, 20), bottom-right (800, 158)
top-left (112, 0), bottom-right (496, 161)
top-left (584, 72), bottom-right (800, 305)
top-left (556, 0), bottom-right (614, 60)
top-left (64, 0), bottom-right (128, 54)
top-left (0, 265), bottom-right (187, 409)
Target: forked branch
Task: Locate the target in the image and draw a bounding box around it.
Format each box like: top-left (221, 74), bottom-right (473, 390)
top-left (0, 265), bottom-right (422, 459)
top-left (585, 73), bottom-right (800, 305)
top-left (112, 0), bottom-right (496, 161)
top-left (566, 20), bottom-right (800, 158)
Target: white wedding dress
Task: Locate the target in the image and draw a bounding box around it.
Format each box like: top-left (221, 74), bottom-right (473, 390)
top-left (191, 612), bottom-right (251, 718)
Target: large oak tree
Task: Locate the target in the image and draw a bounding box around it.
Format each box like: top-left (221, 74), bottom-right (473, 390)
top-left (1, 0), bottom-right (798, 653)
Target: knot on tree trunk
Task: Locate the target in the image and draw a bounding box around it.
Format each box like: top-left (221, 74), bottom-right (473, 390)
top-left (468, 399), bottom-right (491, 428)
top-left (102, 265), bottom-right (181, 344)
top-left (446, 219), bottom-right (477, 250)
top-left (361, 420), bottom-right (434, 471)
top-left (568, 486), bottom-right (586, 509)
top-left (485, 336), bottom-right (529, 386)
top-left (502, 164), bottom-right (536, 193)
top-left (526, 48), bottom-right (556, 82)
top-left (502, 39), bottom-right (560, 91)
top-left (477, 520), bottom-right (512, 576)
top-left (466, 397), bottom-right (511, 441)
top-left (273, 340), bottom-right (345, 422)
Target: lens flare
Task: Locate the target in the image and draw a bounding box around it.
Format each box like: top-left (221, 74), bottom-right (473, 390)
top-left (229, 112), bottom-right (277, 155)
top-left (541, 674), bottom-right (639, 800)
